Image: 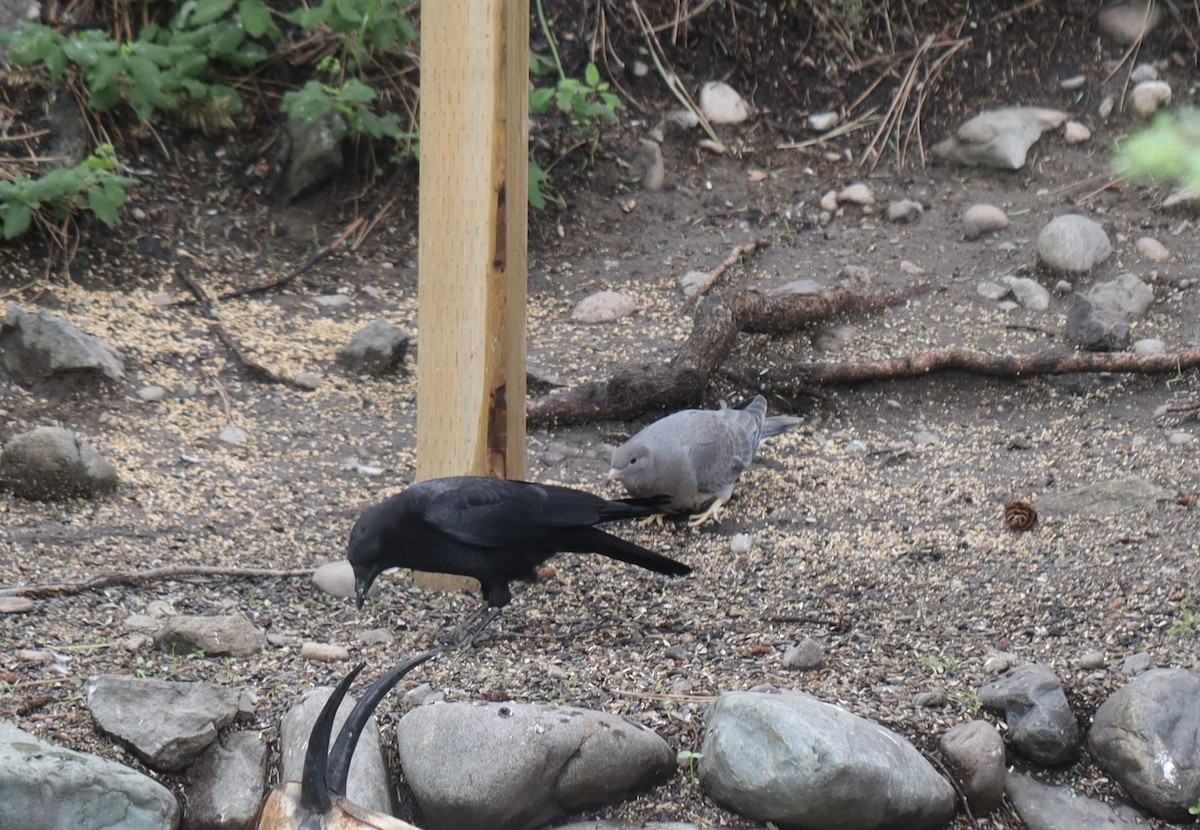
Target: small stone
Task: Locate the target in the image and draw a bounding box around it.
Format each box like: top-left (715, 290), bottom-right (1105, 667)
top-left (1077, 650), bottom-right (1107, 670)
top-left (1132, 338), bottom-right (1166, 356)
top-left (1134, 236), bottom-right (1169, 262)
top-left (914, 688), bottom-right (947, 708)
top-left (699, 81), bottom-right (750, 124)
top-left (1168, 432), bottom-right (1195, 446)
top-left (899, 260), bottom-right (925, 276)
top-left (837, 183), bottom-right (875, 206)
top-left (1054, 280), bottom-right (1074, 295)
top-left (1121, 652), bottom-right (1155, 674)
top-left (357, 628), bottom-right (394, 645)
top-left (571, 290), bottom-right (637, 324)
top-left (837, 265), bottom-right (873, 289)
top-left (983, 650), bottom-right (1018, 675)
top-left (1059, 75), bottom-right (1087, 90)
top-left (808, 111), bottom-right (839, 131)
top-left (0, 597), bottom-right (35, 614)
top-left (1129, 80), bottom-right (1172, 119)
top-left (312, 560), bottom-right (357, 599)
top-left (1099, 95), bottom-right (1115, 119)
top-left (1001, 276), bottom-right (1052, 311)
top-left (819, 189), bottom-right (839, 212)
top-left (1036, 214), bottom-right (1112, 274)
top-left (1130, 63), bottom-right (1158, 82)
top-left (136, 385), bottom-right (167, 402)
top-left (1098, 0), bottom-right (1163, 43)
top-left (912, 430), bottom-right (940, 446)
top-left (146, 600), bottom-right (176, 618)
top-left (1062, 121), bottom-right (1091, 144)
top-left (678, 270), bottom-right (709, 298)
top-left (216, 426), bottom-right (248, 447)
top-left (312, 294), bottom-right (353, 308)
top-left (293, 371), bottom-right (324, 389)
top-left (886, 199), bottom-right (923, 223)
top-left (962, 204), bottom-right (1009, 239)
top-left (149, 292), bottom-right (175, 307)
top-left (729, 533), bottom-right (753, 554)
top-left (237, 689), bottom-right (259, 721)
top-left (123, 634), bottom-right (149, 651)
top-left (977, 282), bottom-right (1011, 302)
top-left (300, 642), bottom-right (350, 662)
top-left (782, 637), bottom-right (825, 671)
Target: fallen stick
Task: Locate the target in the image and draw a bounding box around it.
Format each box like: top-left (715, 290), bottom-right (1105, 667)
top-left (758, 347), bottom-right (1200, 387)
top-left (528, 285), bottom-right (924, 427)
top-left (693, 237), bottom-right (771, 298)
top-left (0, 565), bottom-right (314, 599)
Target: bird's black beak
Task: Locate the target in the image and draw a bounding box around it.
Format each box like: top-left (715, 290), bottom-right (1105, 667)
top-left (354, 571), bottom-right (373, 610)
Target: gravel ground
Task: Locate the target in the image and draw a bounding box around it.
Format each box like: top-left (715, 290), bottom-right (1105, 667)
top-left (3, 24), bottom-right (1200, 829)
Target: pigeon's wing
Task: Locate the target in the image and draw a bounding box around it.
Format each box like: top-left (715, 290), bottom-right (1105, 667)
top-left (687, 406), bottom-right (765, 494)
top-left (419, 478), bottom-right (649, 547)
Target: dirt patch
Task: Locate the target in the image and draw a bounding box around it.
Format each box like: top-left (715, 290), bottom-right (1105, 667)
top-left (3, 4), bottom-right (1200, 828)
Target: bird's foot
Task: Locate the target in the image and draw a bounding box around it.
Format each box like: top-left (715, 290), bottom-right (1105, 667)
top-left (687, 500), bottom-right (725, 527)
top-left (638, 513), bottom-right (668, 528)
top-left (453, 606), bottom-right (502, 648)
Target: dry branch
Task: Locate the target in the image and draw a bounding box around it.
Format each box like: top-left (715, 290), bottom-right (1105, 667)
top-left (757, 347), bottom-right (1200, 388)
top-left (0, 565), bottom-right (313, 599)
top-left (527, 285), bottom-right (924, 427)
top-left (177, 265), bottom-right (304, 389)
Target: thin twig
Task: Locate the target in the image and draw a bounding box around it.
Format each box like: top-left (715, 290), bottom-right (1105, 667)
top-left (177, 263), bottom-right (307, 389)
top-left (694, 238), bottom-right (771, 299)
top-left (0, 565), bottom-right (314, 599)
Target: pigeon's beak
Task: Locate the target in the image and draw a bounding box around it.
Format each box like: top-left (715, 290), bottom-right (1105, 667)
top-left (607, 468), bottom-right (619, 481)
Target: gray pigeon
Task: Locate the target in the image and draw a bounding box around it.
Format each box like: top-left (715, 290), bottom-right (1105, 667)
top-left (609, 395), bottom-right (801, 526)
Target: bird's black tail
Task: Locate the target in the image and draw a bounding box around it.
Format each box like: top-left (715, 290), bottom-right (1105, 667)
top-left (565, 527), bottom-right (692, 576)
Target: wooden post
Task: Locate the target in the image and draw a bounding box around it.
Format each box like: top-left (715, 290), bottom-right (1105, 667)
top-left (415, 0), bottom-right (528, 592)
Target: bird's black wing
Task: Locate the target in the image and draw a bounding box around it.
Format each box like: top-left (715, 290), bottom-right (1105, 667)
top-left (419, 477), bottom-right (650, 547)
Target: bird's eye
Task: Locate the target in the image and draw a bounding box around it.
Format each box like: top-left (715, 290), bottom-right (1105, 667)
top-left (629, 457), bottom-right (637, 465)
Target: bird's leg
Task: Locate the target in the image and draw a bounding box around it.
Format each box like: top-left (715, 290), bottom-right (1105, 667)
top-left (638, 513), bottom-right (668, 528)
top-left (457, 606), bottom-right (502, 648)
top-left (687, 498), bottom-right (726, 527)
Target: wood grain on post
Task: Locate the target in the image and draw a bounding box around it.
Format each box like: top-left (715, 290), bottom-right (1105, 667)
top-left (415, 0), bottom-right (528, 594)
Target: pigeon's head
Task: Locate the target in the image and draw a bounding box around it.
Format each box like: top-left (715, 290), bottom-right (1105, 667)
top-left (609, 441), bottom-right (656, 493)
top-left (347, 516), bottom-right (386, 610)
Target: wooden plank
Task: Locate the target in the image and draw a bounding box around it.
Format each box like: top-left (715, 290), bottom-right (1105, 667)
top-left (414, 0), bottom-right (528, 595)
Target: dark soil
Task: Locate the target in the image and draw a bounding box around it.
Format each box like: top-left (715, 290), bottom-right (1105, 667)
top-left (2, 3), bottom-right (1199, 828)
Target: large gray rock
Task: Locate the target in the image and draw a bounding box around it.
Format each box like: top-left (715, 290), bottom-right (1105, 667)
top-left (1006, 772), bottom-right (1147, 829)
top-left (0, 426), bottom-right (119, 500)
top-left (931, 107), bottom-right (1066, 169)
top-left (1087, 668), bottom-right (1200, 822)
top-left (395, 701), bottom-right (675, 830)
top-left (697, 691), bottom-right (955, 830)
top-left (87, 675), bottom-right (241, 772)
top-left (977, 664), bottom-right (1081, 765)
top-left (279, 683), bottom-right (394, 816)
top-left (183, 730), bottom-right (267, 830)
top-left (0, 303), bottom-right (125, 381)
top-left (1036, 214), bottom-right (1112, 275)
top-left (154, 613), bottom-right (266, 658)
top-left (1064, 273), bottom-right (1154, 351)
top-left (1039, 476), bottom-right (1175, 517)
top-left (1097, 0), bottom-right (1163, 43)
top-left (939, 720), bottom-right (1006, 815)
top-left (337, 318), bottom-right (409, 376)
top-left (280, 112), bottom-right (344, 201)
top-left (0, 721), bottom-right (180, 830)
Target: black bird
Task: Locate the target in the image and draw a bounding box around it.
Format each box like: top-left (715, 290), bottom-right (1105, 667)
top-left (347, 476), bottom-right (691, 642)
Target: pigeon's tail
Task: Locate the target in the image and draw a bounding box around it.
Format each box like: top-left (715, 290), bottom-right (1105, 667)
top-left (761, 414), bottom-right (802, 440)
top-left (568, 528), bottom-right (692, 576)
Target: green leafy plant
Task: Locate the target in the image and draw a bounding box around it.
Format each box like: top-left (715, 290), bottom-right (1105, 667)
top-left (0, 144), bottom-right (136, 239)
top-left (1169, 593), bottom-right (1198, 637)
top-left (949, 690), bottom-right (983, 716)
top-left (677, 749), bottom-right (703, 782)
top-left (1115, 108), bottom-right (1200, 192)
top-left (285, 0), bottom-right (416, 70)
top-left (1189, 796), bottom-right (1200, 816)
top-left (281, 77), bottom-right (407, 142)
